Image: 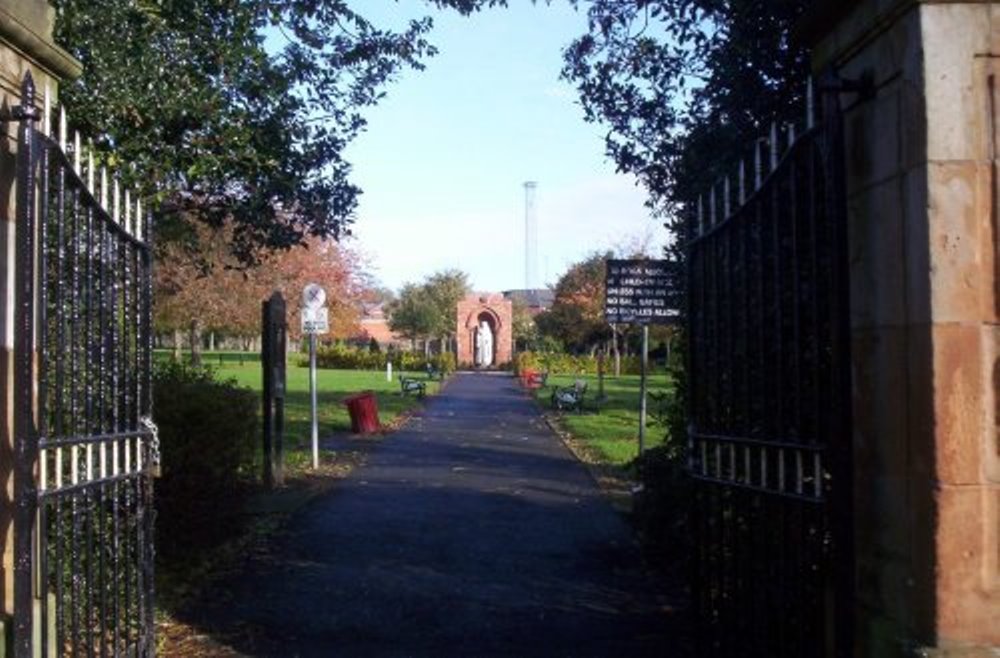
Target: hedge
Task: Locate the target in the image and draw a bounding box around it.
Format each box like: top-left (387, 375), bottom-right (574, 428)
top-left (513, 351), bottom-right (643, 375)
top-left (152, 362), bottom-right (259, 560)
top-left (310, 344), bottom-right (456, 374)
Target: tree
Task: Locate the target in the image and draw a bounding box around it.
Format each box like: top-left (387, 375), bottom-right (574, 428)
top-left (423, 269), bottom-right (470, 350)
top-left (51, 1), bottom-right (540, 263)
top-left (155, 224), bottom-right (366, 358)
top-left (387, 283), bottom-right (439, 352)
top-left (386, 269), bottom-right (470, 354)
top-left (535, 252), bottom-right (611, 353)
top-left (562, 1), bottom-right (810, 239)
top-left (511, 298), bottom-right (540, 353)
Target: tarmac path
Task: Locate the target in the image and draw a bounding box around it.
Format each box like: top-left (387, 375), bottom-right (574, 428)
top-left (180, 373), bottom-right (686, 657)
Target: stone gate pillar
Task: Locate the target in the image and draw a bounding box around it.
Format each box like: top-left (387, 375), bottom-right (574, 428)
top-left (0, 0), bottom-right (80, 641)
top-left (801, 1), bottom-right (999, 654)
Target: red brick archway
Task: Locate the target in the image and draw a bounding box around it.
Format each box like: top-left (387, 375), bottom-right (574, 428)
top-left (454, 294), bottom-right (512, 368)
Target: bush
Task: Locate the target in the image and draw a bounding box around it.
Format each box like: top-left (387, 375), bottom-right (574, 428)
top-left (513, 350), bottom-right (642, 375)
top-left (632, 444), bottom-right (691, 565)
top-left (632, 337), bottom-right (691, 569)
top-left (311, 343), bottom-right (456, 375)
top-left (152, 362), bottom-right (259, 560)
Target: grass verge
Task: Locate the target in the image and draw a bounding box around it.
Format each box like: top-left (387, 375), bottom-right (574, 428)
top-left (529, 372), bottom-right (674, 511)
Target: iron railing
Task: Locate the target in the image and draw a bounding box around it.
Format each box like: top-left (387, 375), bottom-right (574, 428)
top-left (13, 72), bottom-right (156, 658)
top-left (686, 74), bottom-right (853, 657)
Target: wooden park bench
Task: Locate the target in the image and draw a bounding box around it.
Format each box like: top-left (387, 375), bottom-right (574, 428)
top-left (551, 379), bottom-right (587, 413)
top-left (399, 376), bottom-right (426, 398)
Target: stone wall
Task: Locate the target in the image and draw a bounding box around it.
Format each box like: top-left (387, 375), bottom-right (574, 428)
top-left (455, 294), bottom-right (512, 368)
top-left (0, 0), bottom-right (79, 625)
top-left (807, 0), bottom-right (999, 653)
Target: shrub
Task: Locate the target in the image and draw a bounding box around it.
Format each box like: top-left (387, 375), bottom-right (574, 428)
top-left (513, 350), bottom-right (642, 375)
top-left (632, 336), bottom-right (691, 569)
top-left (311, 344), bottom-right (456, 374)
top-left (152, 362), bottom-right (259, 560)
top-left (632, 443), bottom-right (691, 565)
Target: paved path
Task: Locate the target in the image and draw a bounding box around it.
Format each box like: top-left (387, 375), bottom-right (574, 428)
top-left (182, 373), bottom-right (686, 657)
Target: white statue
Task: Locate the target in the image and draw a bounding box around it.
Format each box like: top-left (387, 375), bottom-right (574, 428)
top-left (475, 320), bottom-right (494, 367)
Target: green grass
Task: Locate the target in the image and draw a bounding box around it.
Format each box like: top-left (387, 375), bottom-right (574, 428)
top-left (532, 372), bottom-right (674, 466)
top-left (211, 363), bottom-right (439, 470)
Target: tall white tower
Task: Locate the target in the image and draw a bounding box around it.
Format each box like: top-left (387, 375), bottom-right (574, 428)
top-left (524, 181), bottom-right (538, 289)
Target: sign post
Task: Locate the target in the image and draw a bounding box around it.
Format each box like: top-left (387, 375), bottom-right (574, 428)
top-left (604, 259), bottom-right (679, 456)
top-left (301, 284), bottom-right (328, 470)
top-left (639, 325), bottom-right (650, 453)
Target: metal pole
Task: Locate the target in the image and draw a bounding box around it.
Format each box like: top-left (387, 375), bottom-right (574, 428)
top-left (639, 325), bottom-right (649, 455)
top-left (598, 346), bottom-right (605, 401)
top-left (310, 332), bottom-right (318, 469)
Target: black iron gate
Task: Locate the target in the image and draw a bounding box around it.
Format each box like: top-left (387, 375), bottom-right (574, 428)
top-left (686, 75), bottom-right (853, 658)
top-left (11, 73), bottom-right (156, 657)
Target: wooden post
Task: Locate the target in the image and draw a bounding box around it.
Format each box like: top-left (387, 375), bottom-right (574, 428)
top-left (261, 292), bottom-right (286, 488)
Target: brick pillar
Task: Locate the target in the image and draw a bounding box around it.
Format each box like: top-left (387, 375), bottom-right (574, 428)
top-left (0, 0), bottom-right (80, 629)
top-left (802, 1), bottom-right (999, 654)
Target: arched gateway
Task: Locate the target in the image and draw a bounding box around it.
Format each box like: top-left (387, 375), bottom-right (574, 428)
top-left (455, 293), bottom-right (512, 368)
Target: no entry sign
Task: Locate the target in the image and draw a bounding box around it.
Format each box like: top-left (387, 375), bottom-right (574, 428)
top-left (604, 259), bottom-right (679, 325)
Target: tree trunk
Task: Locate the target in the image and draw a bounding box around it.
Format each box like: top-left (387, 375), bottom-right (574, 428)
top-left (189, 319), bottom-right (203, 368)
top-left (172, 328), bottom-right (182, 362)
top-left (208, 331), bottom-right (216, 351)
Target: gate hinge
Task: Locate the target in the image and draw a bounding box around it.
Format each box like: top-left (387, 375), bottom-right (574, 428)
top-left (819, 70), bottom-right (876, 101)
top-left (0, 105), bottom-right (40, 122)
top-left (139, 416), bottom-right (162, 478)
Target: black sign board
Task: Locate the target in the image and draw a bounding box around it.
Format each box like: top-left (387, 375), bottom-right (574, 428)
top-left (604, 259), bottom-right (679, 325)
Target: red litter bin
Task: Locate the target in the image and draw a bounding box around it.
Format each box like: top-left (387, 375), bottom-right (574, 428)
top-left (343, 391), bottom-right (380, 434)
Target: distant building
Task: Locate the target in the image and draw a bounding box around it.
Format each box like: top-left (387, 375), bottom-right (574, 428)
top-left (353, 302), bottom-right (408, 349)
top-left (502, 288), bottom-right (554, 316)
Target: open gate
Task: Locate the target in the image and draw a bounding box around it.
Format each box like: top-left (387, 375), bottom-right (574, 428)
top-left (686, 74), bottom-right (854, 658)
top-left (11, 72), bottom-right (156, 657)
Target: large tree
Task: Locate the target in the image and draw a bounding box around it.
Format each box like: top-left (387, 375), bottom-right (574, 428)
top-left (387, 269), bottom-right (470, 354)
top-left (51, 0), bottom-right (514, 263)
top-left (535, 252), bottom-right (610, 353)
top-left (561, 0), bottom-right (811, 241)
top-left (155, 225), bottom-right (366, 360)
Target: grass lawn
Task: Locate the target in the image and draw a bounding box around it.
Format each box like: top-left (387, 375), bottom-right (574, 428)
top-left (211, 362), bottom-right (440, 471)
top-left (532, 372), bottom-right (674, 467)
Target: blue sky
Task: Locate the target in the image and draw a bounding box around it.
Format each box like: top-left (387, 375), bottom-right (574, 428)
top-left (343, 1), bottom-right (658, 292)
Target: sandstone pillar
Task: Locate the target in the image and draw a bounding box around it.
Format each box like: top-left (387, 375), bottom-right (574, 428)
top-left (0, 0), bottom-right (80, 639)
top-left (802, 1), bottom-right (999, 654)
